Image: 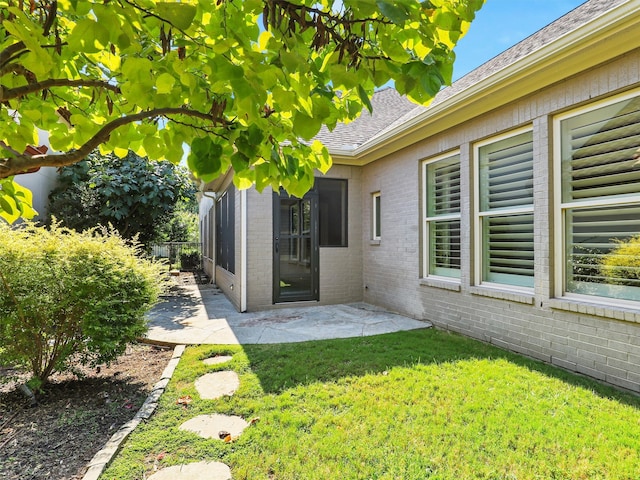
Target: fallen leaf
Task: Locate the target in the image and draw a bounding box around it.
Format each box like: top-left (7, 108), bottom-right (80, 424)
top-left (176, 395), bottom-right (192, 406)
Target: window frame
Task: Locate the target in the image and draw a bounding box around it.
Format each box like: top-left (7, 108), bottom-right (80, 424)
top-left (473, 126), bottom-right (535, 291)
top-left (372, 191), bottom-right (381, 241)
top-left (553, 88), bottom-right (640, 307)
top-left (422, 151), bottom-right (461, 280)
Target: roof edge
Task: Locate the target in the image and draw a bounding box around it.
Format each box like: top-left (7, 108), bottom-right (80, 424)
top-left (332, 0), bottom-right (640, 165)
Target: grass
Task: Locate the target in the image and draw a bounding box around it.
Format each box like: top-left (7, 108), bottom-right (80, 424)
top-left (102, 329), bottom-right (640, 479)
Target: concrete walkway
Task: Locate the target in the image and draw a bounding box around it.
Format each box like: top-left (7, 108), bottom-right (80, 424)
top-left (145, 282), bottom-right (430, 345)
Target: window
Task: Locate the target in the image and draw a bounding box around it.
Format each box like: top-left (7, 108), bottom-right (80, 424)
top-left (476, 129), bottom-right (534, 288)
top-left (372, 192), bottom-right (381, 240)
top-left (316, 178), bottom-right (347, 247)
top-left (215, 185), bottom-right (235, 273)
top-left (423, 153), bottom-right (461, 278)
top-left (556, 91), bottom-right (640, 302)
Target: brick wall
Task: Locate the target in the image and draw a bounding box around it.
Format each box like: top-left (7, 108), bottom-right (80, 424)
top-left (246, 166), bottom-right (364, 311)
top-left (360, 49), bottom-right (640, 392)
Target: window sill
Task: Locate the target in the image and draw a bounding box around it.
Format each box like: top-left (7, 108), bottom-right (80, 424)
top-left (370, 239), bottom-right (381, 246)
top-left (419, 278), bottom-right (461, 292)
top-left (469, 286), bottom-right (534, 305)
top-left (548, 298), bottom-right (640, 323)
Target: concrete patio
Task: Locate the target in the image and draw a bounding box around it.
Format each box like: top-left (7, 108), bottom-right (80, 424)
top-left (144, 282), bottom-right (431, 345)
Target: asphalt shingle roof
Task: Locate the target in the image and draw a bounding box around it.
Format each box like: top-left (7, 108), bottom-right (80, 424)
top-left (317, 0), bottom-right (626, 152)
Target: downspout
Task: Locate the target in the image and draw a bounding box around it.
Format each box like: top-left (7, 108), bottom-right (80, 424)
top-left (240, 189), bottom-right (248, 312)
top-left (202, 191), bottom-right (217, 286)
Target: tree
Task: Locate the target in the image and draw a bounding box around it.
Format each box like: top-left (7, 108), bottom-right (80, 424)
top-left (0, 0), bottom-right (484, 222)
top-left (48, 150), bottom-right (196, 247)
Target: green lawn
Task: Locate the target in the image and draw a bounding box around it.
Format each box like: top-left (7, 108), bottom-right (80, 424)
top-left (103, 329), bottom-right (640, 479)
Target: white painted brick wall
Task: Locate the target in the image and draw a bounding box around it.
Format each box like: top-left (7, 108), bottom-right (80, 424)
top-left (359, 50), bottom-right (640, 392)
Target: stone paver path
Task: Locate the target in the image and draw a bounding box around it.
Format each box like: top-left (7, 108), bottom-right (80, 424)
top-left (180, 414), bottom-right (248, 440)
top-left (203, 355), bottom-right (233, 365)
top-left (147, 461), bottom-right (231, 480)
top-left (152, 357), bottom-right (247, 478)
top-left (195, 371), bottom-right (240, 399)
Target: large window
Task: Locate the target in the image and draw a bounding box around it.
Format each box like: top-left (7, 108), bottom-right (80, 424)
top-left (556, 91), bottom-right (640, 302)
top-left (316, 178), bottom-right (348, 247)
top-left (423, 153), bottom-right (461, 278)
top-left (215, 185), bottom-right (235, 273)
top-left (476, 129), bottom-right (534, 288)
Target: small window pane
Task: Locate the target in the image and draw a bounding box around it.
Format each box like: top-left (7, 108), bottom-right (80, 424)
top-left (373, 193), bottom-right (381, 240)
top-left (429, 219), bottom-right (461, 278)
top-left (483, 213), bottom-right (534, 287)
top-left (566, 204), bottom-right (640, 301)
top-left (561, 96), bottom-right (640, 203)
top-left (479, 131), bottom-right (534, 212)
top-left (427, 157), bottom-right (460, 217)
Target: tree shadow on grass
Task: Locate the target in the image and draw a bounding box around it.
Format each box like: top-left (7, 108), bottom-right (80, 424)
top-left (240, 328), bottom-right (640, 409)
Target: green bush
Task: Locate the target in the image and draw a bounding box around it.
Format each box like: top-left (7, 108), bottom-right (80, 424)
top-left (600, 234), bottom-right (640, 285)
top-left (0, 221), bottom-right (165, 389)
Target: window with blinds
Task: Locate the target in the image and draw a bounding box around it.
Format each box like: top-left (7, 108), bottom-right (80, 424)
top-left (559, 93), bottom-right (640, 302)
top-left (424, 154), bottom-right (461, 278)
top-left (477, 130), bottom-right (534, 288)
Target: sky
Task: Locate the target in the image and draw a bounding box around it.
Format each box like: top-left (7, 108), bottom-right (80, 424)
top-left (452, 0), bottom-right (588, 80)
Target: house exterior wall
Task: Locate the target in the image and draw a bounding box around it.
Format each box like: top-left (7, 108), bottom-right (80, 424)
top-left (359, 49), bottom-right (640, 393)
top-left (198, 174), bottom-right (242, 310)
top-left (246, 164), bottom-right (364, 311)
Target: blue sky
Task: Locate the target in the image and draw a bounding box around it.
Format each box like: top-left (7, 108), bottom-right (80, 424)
top-left (452, 0), bottom-right (587, 80)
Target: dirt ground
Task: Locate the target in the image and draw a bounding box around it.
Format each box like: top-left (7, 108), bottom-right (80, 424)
top-left (0, 343), bottom-right (174, 480)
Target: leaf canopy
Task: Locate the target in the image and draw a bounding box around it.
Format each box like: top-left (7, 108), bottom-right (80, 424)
top-left (0, 0), bottom-right (484, 222)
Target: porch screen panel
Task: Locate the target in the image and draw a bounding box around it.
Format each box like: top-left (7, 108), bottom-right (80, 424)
top-left (560, 94), bottom-right (640, 301)
top-left (216, 185), bottom-right (235, 273)
top-left (478, 131), bottom-right (534, 287)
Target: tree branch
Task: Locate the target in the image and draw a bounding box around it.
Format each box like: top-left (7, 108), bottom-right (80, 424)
top-left (0, 41), bottom-right (28, 69)
top-left (0, 107), bottom-right (228, 178)
top-left (0, 79), bottom-right (122, 102)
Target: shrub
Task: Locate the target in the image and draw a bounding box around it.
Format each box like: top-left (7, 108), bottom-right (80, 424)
top-left (0, 221), bottom-right (165, 389)
top-left (600, 234), bottom-right (640, 285)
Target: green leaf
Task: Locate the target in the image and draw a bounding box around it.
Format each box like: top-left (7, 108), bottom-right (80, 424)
top-left (376, 0), bottom-right (410, 24)
top-left (188, 137), bottom-right (223, 182)
top-left (292, 112), bottom-right (322, 141)
top-left (67, 18), bottom-right (110, 54)
top-left (156, 73), bottom-right (176, 94)
top-left (156, 3), bottom-right (197, 30)
top-left (358, 85), bottom-right (373, 114)
top-left (0, 178), bottom-right (36, 224)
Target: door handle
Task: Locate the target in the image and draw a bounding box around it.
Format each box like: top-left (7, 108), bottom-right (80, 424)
top-left (275, 237), bottom-right (279, 254)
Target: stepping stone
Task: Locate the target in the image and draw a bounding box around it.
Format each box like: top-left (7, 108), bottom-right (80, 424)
top-left (203, 355), bottom-right (233, 365)
top-left (180, 414), bottom-right (248, 439)
top-left (147, 461), bottom-right (231, 479)
top-left (195, 371), bottom-right (240, 399)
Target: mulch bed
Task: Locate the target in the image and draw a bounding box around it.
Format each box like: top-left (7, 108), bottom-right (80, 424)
top-left (0, 343), bottom-right (174, 480)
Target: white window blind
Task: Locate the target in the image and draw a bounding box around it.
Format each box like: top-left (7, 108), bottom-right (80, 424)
top-left (560, 94), bottom-right (640, 301)
top-left (425, 155), bottom-right (460, 278)
top-left (478, 131), bottom-right (534, 288)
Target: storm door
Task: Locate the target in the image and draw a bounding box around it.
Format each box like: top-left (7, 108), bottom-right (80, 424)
top-left (273, 189), bottom-right (319, 302)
